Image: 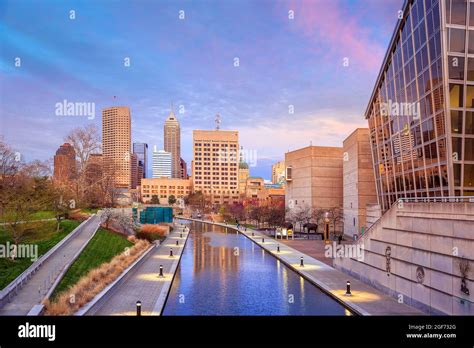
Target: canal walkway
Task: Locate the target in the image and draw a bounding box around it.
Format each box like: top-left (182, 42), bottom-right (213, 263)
top-left (86, 224), bottom-right (189, 315)
top-left (185, 219), bottom-right (423, 316)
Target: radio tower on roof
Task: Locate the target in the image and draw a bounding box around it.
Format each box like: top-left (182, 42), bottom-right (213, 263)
top-left (215, 114), bottom-right (221, 130)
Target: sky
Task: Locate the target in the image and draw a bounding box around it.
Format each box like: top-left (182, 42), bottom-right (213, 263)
top-left (0, 0), bottom-right (402, 179)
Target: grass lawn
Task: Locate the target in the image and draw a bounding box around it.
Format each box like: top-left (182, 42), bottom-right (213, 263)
top-left (0, 219), bottom-right (81, 290)
top-left (51, 228), bottom-right (132, 299)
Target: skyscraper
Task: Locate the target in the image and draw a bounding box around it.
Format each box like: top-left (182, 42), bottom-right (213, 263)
top-left (366, 0), bottom-right (474, 211)
top-left (53, 143), bottom-right (76, 184)
top-left (133, 142), bottom-right (148, 178)
top-left (164, 109), bottom-right (181, 178)
top-left (192, 130), bottom-right (240, 205)
top-left (102, 106), bottom-right (132, 188)
top-left (152, 146), bottom-right (172, 178)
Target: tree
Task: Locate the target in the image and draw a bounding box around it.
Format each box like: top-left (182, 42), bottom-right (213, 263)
top-left (100, 208), bottom-right (115, 229)
top-left (186, 191), bottom-right (211, 214)
top-left (168, 195), bottom-right (176, 205)
top-left (228, 202), bottom-right (245, 221)
top-left (150, 195), bottom-right (160, 204)
top-left (290, 204), bottom-right (312, 232)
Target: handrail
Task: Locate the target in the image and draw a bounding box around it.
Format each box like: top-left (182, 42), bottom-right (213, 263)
top-left (398, 196), bottom-right (474, 204)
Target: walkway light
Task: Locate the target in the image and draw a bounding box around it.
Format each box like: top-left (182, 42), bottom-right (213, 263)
top-left (176, 240), bottom-right (179, 246)
top-left (252, 232), bottom-right (255, 237)
top-left (159, 265), bottom-right (163, 277)
top-left (346, 281), bottom-right (352, 296)
top-left (136, 301), bottom-right (142, 316)
top-left (277, 245), bottom-right (280, 253)
top-left (300, 257), bottom-right (304, 267)
top-left (262, 238), bottom-right (265, 243)
top-left (169, 248), bottom-right (173, 257)
top-left (180, 232), bottom-right (183, 238)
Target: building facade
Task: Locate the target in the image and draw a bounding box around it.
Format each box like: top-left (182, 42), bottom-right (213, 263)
top-left (133, 142), bottom-right (148, 179)
top-left (238, 162), bottom-right (250, 195)
top-left (366, 0), bottom-right (474, 211)
top-left (141, 177), bottom-right (192, 204)
top-left (192, 130), bottom-right (240, 205)
top-left (164, 110), bottom-right (181, 178)
top-left (102, 106), bottom-right (132, 188)
top-left (271, 160), bottom-right (286, 185)
top-left (180, 157), bottom-right (188, 179)
top-left (53, 143), bottom-right (76, 184)
top-left (131, 153), bottom-right (138, 189)
top-left (285, 146), bottom-right (344, 212)
top-left (152, 146), bottom-right (172, 178)
top-left (343, 128), bottom-right (378, 237)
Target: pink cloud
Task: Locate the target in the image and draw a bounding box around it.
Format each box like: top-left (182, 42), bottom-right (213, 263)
top-left (286, 0), bottom-right (396, 71)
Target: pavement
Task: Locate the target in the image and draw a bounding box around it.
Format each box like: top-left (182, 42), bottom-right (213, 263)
top-left (0, 215), bottom-right (101, 315)
top-left (87, 224), bottom-right (189, 316)
top-left (190, 219), bottom-right (423, 316)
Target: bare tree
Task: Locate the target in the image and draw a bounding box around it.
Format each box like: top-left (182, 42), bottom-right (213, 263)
top-left (64, 124), bottom-right (101, 174)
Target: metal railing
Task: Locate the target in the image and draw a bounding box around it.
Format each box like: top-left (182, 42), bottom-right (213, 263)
top-left (397, 196), bottom-right (474, 204)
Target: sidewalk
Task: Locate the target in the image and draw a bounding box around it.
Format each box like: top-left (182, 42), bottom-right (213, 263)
top-left (0, 215), bottom-right (101, 315)
top-left (88, 225), bottom-right (189, 316)
top-left (191, 219), bottom-right (423, 316)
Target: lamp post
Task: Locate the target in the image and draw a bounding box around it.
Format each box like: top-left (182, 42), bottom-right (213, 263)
top-left (346, 281), bottom-right (352, 296)
top-left (324, 212), bottom-right (330, 244)
top-left (136, 301), bottom-right (142, 316)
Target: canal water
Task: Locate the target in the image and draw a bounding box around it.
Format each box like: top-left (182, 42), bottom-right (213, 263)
top-left (162, 220), bottom-right (349, 315)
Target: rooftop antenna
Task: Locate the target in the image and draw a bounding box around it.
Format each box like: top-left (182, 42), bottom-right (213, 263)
top-left (215, 114), bottom-right (221, 130)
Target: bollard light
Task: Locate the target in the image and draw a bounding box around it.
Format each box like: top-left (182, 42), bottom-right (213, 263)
top-left (159, 265), bottom-right (163, 277)
top-left (136, 301), bottom-right (142, 316)
top-left (252, 232), bottom-right (254, 237)
top-left (176, 240), bottom-right (179, 246)
top-left (346, 281), bottom-right (352, 296)
top-left (300, 257), bottom-right (304, 267)
top-left (170, 248), bottom-right (173, 257)
top-left (262, 238), bottom-right (265, 243)
top-left (277, 245), bottom-right (280, 253)
top-left (180, 232), bottom-right (183, 238)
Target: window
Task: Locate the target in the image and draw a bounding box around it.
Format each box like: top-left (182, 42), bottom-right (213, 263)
top-left (452, 137), bottom-right (463, 161)
top-left (451, 110), bottom-right (463, 133)
top-left (448, 56), bottom-right (464, 80)
top-left (467, 86), bottom-right (474, 108)
top-left (448, 28), bottom-right (466, 53)
top-left (454, 163), bottom-right (462, 186)
top-left (465, 138), bottom-right (474, 161)
top-left (466, 111), bottom-right (474, 134)
top-left (464, 164), bottom-right (474, 187)
top-left (447, 0), bottom-right (467, 25)
top-left (450, 83), bottom-right (464, 107)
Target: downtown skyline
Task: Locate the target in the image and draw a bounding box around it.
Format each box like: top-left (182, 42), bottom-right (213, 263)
top-left (1, 0), bottom-right (403, 178)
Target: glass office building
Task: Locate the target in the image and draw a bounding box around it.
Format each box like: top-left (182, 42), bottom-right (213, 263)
top-left (366, 0), bottom-right (474, 211)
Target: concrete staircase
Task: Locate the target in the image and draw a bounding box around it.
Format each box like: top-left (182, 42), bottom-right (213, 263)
top-left (335, 202), bottom-right (474, 315)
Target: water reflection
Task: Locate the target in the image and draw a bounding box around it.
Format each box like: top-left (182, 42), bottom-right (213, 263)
top-left (162, 221), bottom-right (347, 315)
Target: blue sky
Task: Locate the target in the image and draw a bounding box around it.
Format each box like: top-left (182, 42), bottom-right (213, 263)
top-left (0, 0), bottom-right (402, 179)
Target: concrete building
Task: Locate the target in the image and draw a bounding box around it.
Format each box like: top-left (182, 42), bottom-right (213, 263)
top-left (53, 143), bottom-right (76, 184)
top-left (152, 146), bottom-right (172, 178)
top-left (192, 130), bottom-right (240, 205)
top-left (133, 142), bottom-right (148, 178)
top-left (141, 177), bottom-right (192, 204)
top-left (164, 110), bottom-right (181, 178)
top-left (180, 157), bottom-right (188, 179)
top-left (285, 146), bottom-right (344, 212)
top-left (343, 128), bottom-right (378, 238)
top-left (365, 0), bottom-right (474, 212)
top-left (102, 106), bottom-right (132, 188)
top-left (131, 153), bottom-right (138, 189)
top-left (238, 162), bottom-right (250, 195)
top-left (245, 177), bottom-right (264, 199)
top-left (272, 160), bottom-right (286, 186)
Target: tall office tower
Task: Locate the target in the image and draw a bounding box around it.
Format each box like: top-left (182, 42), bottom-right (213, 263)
top-left (271, 160), bottom-right (286, 185)
top-left (164, 109), bottom-right (181, 178)
top-left (366, 0), bottom-right (474, 211)
top-left (133, 142), bottom-right (148, 178)
top-left (102, 106), bottom-right (132, 189)
top-left (53, 143), bottom-right (77, 184)
top-left (179, 157), bottom-right (188, 179)
top-left (131, 153), bottom-right (138, 189)
top-left (192, 130), bottom-right (239, 205)
top-left (152, 145), bottom-right (172, 178)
